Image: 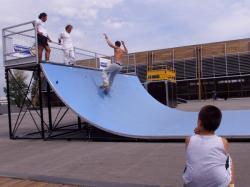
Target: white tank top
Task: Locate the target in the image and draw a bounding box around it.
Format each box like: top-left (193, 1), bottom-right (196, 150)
top-left (183, 135), bottom-right (231, 187)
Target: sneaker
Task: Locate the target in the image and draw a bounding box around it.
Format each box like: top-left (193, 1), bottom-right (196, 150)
top-left (100, 83), bottom-right (109, 89)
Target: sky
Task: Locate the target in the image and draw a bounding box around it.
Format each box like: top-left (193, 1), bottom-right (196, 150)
top-left (1, 0), bottom-right (250, 97)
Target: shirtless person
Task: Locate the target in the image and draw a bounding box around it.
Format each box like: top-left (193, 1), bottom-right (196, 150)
top-left (101, 33), bottom-right (128, 89)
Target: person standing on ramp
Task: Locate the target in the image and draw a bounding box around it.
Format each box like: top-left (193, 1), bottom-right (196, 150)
top-left (58, 24), bottom-right (75, 65)
top-left (34, 12), bottom-right (52, 63)
top-left (101, 33), bottom-right (128, 89)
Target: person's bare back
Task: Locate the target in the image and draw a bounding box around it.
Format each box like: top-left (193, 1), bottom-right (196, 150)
top-left (101, 34), bottom-right (128, 89)
top-left (104, 33), bottom-right (127, 63)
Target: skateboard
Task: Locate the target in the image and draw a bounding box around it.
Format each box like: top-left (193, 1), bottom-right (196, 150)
top-left (99, 85), bottom-right (110, 94)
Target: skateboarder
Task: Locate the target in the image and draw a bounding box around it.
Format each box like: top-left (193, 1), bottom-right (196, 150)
top-left (101, 33), bottom-right (128, 89)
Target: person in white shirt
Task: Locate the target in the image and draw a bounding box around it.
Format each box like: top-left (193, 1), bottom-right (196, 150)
top-left (183, 105), bottom-right (235, 187)
top-left (58, 25), bottom-right (75, 65)
top-left (34, 12), bottom-right (52, 63)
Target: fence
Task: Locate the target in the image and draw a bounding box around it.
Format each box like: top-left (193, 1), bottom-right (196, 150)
top-left (2, 21), bottom-right (37, 67)
top-left (2, 21), bottom-right (110, 69)
top-left (3, 21), bottom-right (250, 100)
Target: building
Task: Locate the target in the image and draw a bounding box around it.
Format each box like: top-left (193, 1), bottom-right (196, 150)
top-left (79, 38), bottom-right (250, 101)
top-left (0, 96), bottom-right (7, 105)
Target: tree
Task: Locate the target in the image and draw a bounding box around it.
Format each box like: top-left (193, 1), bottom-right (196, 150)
top-left (4, 70), bottom-right (28, 107)
top-left (31, 75), bottom-right (39, 106)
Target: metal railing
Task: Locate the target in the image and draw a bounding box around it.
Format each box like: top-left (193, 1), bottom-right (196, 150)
top-left (120, 53), bottom-right (137, 74)
top-left (145, 51), bottom-right (250, 81)
top-left (2, 21), bottom-right (37, 67)
top-left (122, 49), bottom-right (250, 84)
top-left (201, 51), bottom-right (250, 78)
top-left (2, 21), bottom-right (110, 69)
top-left (49, 42), bottom-right (109, 68)
top-left (3, 21), bottom-right (250, 82)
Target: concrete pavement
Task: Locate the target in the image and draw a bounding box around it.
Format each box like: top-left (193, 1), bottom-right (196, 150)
top-left (0, 109), bottom-right (250, 186)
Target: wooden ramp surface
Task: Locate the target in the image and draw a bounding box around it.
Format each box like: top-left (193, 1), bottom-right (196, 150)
top-left (0, 176), bottom-right (77, 187)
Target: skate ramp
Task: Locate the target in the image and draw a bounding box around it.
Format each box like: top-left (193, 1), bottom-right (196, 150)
top-left (41, 63), bottom-right (250, 139)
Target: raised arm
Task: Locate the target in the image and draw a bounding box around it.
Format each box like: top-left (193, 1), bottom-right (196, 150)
top-left (121, 41), bottom-right (128, 54)
top-left (104, 33), bottom-right (117, 49)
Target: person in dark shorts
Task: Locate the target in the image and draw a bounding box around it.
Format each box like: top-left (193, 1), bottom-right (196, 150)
top-left (34, 12), bottom-right (52, 62)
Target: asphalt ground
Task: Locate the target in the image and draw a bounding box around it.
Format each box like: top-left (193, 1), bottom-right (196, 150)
top-left (0, 102), bottom-right (249, 186)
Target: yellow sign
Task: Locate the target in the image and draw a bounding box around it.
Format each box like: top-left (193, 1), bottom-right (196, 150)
top-left (147, 69), bottom-right (176, 82)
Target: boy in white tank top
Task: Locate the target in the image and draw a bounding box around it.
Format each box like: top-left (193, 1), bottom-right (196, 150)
top-left (183, 105), bottom-right (235, 187)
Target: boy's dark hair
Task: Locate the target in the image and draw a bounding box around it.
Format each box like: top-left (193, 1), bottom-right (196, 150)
top-left (39, 12), bottom-right (47, 19)
top-left (115, 41), bottom-right (121, 47)
top-left (198, 105), bottom-right (222, 131)
top-left (65, 24), bottom-right (73, 30)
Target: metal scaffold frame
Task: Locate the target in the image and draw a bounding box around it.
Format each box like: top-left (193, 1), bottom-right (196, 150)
top-left (2, 21), bottom-right (121, 141)
top-left (5, 65), bottom-right (46, 139)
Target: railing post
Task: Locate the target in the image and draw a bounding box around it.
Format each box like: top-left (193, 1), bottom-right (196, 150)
top-left (134, 53), bottom-right (137, 74)
top-left (213, 56), bottom-right (215, 77)
top-left (172, 48), bottom-right (175, 69)
top-left (34, 22), bottom-right (39, 64)
top-left (2, 29), bottom-right (7, 64)
top-left (95, 53), bottom-right (98, 69)
top-left (78, 116), bottom-right (82, 130)
top-left (238, 52), bottom-right (241, 75)
top-left (196, 45), bottom-right (202, 100)
top-left (225, 43), bottom-right (228, 76)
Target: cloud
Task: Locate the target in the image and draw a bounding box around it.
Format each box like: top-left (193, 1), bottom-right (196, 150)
top-left (132, 0), bottom-right (250, 46)
top-left (202, 2), bottom-right (250, 41)
top-left (103, 19), bottom-right (132, 29)
top-left (49, 0), bottom-right (123, 23)
top-left (1, 0), bottom-right (250, 96)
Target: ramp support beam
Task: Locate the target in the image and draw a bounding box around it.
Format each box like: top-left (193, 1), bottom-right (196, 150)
top-left (38, 65), bottom-right (45, 139)
top-left (47, 82), bottom-right (53, 130)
